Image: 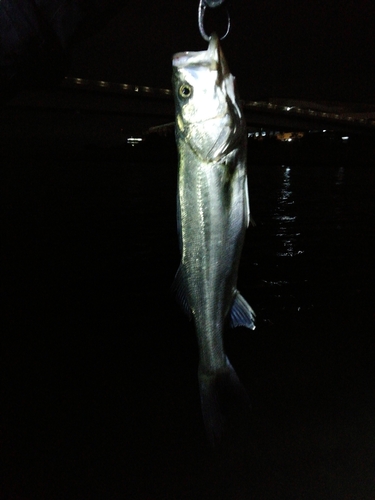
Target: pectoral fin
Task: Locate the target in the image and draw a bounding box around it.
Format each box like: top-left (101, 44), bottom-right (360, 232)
top-left (172, 265), bottom-right (192, 319)
top-left (229, 291), bottom-right (256, 330)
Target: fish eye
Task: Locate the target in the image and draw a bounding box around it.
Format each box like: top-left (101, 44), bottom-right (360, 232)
top-left (179, 84), bottom-right (192, 98)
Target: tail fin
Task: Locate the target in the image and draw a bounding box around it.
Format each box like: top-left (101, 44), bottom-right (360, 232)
top-left (198, 357), bottom-right (250, 447)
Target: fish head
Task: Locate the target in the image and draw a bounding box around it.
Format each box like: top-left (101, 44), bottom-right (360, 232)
top-left (172, 34), bottom-right (245, 162)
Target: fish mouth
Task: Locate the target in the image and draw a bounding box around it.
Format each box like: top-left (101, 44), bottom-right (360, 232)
top-left (172, 33), bottom-right (221, 70)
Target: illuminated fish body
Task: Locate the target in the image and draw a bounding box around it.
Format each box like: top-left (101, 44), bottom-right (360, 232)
top-left (172, 34), bottom-right (255, 446)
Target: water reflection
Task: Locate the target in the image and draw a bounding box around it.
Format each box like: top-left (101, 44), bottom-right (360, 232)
top-left (273, 166), bottom-right (304, 257)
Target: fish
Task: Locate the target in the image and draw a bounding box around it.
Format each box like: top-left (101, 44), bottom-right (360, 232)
top-left (172, 33), bottom-right (255, 446)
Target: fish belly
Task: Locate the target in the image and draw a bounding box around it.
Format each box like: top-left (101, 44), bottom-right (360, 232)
top-left (178, 145), bottom-right (246, 373)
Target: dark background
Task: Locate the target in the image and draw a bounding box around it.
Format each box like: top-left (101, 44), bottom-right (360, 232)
top-left (2, 142), bottom-right (375, 499)
top-left (2, 1), bottom-right (375, 498)
top-left (69, 0), bottom-right (375, 102)
top-left (2, 0), bottom-right (375, 102)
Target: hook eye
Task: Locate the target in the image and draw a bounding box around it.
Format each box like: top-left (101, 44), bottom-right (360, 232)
top-left (198, 0), bottom-right (230, 42)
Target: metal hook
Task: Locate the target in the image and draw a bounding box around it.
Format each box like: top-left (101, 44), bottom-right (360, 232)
top-left (198, 0), bottom-right (231, 42)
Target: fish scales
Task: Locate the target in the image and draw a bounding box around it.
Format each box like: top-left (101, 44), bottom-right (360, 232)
top-left (172, 33), bottom-right (255, 446)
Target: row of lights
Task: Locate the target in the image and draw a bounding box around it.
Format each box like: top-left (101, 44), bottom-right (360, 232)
top-left (244, 101), bottom-right (375, 127)
top-left (65, 79), bottom-right (374, 127)
top-left (249, 130), bottom-right (351, 142)
top-left (65, 77), bottom-right (172, 96)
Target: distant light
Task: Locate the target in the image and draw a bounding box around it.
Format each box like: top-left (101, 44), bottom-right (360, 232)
top-left (287, 138), bottom-right (292, 142)
top-left (342, 136), bottom-right (349, 141)
top-left (261, 131), bottom-right (266, 137)
top-left (127, 137), bottom-right (143, 146)
top-left (134, 86), bottom-right (139, 92)
top-left (323, 129), bottom-right (327, 132)
top-left (255, 132), bottom-right (259, 137)
top-left (122, 84), bottom-right (131, 90)
top-left (75, 78), bottom-right (83, 84)
top-left (99, 80), bottom-right (109, 87)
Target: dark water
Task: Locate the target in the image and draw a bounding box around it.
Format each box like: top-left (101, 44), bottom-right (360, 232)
top-left (2, 147), bottom-right (375, 499)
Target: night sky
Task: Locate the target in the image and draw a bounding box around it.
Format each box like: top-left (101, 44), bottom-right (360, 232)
top-left (67, 0), bottom-right (375, 103)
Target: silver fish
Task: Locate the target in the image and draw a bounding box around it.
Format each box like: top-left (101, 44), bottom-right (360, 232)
top-left (172, 34), bottom-right (255, 446)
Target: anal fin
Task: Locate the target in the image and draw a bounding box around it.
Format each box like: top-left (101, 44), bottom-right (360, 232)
top-left (229, 290), bottom-right (256, 330)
